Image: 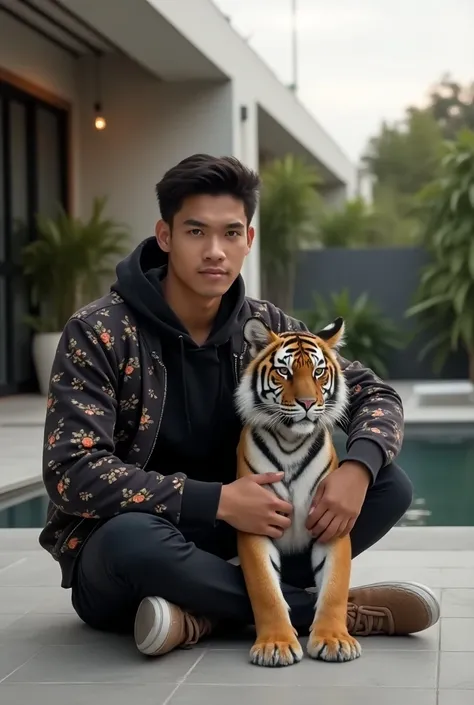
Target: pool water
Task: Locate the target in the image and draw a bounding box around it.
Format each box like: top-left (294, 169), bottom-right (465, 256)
top-left (1, 426), bottom-right (473, 528)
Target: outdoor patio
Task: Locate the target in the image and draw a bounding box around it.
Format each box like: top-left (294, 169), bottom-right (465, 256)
top-left (0, 393), bottom-right (473, 703)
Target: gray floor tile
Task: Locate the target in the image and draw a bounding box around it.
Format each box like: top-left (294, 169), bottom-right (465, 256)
top-left (438, 691), bottom-right (474, 705)
top-left (171, 685), bottom-right (436, 705)
top-left (441, 618), bottom-right (474, 651)
top-left (186, 648), bottom-right (438, 688)
top-left (0, 683), bottom-right (177, 705)
top-left (442, 589), bottom-right (474, 618)
top-left (31, 588), bottom-right (75, 614)
top-left (0, 587), bottom-right (69, 614)
top-left (439, 652), bottom-right (474, 689)
top-left (0, 644), bottom-right (41, 682)
top-left (354, 550), bottom-right (474, 568)
top-left (370, 527), bottom-right (474, 552)
top-left (4, 643), bottom-right (205, 684)
top-left (0, 555), bottom-right (25, 571)
top-left (0, 614), bottom-right (22, 630)
top-left (350, 565), bottom-right (474, 589)
top-left (0, 613), bottom-right (130, 646)
top-left (0, 555), bottom-right (60, 587)
top-left (0, 529), bottom-right (43, 552)
top-left (356, 623), bottom-right (440, 651)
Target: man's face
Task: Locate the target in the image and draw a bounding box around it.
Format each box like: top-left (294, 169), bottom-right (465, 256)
top-left (155, 194), bottom-right (254, 298)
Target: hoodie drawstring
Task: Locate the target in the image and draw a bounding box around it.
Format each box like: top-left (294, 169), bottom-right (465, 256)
top-left (179, 335), bottom-right (192, 434)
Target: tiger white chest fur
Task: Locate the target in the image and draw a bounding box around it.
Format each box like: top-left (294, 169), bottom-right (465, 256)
top-left (244, 425), bottom-right (333, 554)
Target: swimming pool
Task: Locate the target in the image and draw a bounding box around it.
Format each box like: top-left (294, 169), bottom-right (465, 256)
top-left (1, 424), bottom-right (473, 528)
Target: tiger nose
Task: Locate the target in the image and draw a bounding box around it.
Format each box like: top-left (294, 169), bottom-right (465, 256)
top-left (296, 398), bottom-right (316, 411)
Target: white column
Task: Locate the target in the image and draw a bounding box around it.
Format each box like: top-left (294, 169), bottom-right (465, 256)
top-left (231, 86), bottom-right (260, 299)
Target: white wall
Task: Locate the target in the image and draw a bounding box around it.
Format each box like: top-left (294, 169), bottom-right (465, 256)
top-left (0, 13), bottom-right (260, 296)
top-left (151, 0), bottom-right (356, 189)
top-left (231, 82), bottom-right (260, 299)
top-left (75, 53), bottom-right (233, 245)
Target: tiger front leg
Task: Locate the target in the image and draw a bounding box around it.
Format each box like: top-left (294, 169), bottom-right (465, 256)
top-left (307, 536), bottom-right (361, 662)
top-left (238, 531), bottom-right (303, 667)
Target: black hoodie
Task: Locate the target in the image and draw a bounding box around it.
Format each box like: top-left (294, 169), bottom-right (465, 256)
top-left (112, 238), bottom-right (245, 521)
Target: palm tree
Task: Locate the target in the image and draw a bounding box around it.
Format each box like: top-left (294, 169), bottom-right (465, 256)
top-left (259, 155), bottom-right (322, 310)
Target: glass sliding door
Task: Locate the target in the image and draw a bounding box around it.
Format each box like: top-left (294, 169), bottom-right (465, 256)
top-left (0, 78), bottom-right (69, 396)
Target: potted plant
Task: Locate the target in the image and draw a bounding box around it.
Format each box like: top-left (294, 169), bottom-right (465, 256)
top-left (296, 288), bottom-right (404, 377)
top-left (21, 196), bottom-right (130, 395)
top-left (405, 129), bottom-right (474, 380)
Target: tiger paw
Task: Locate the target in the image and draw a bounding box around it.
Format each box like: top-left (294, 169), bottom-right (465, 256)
top-left (307, 628), bottom-right (361, 663)
top-left (250, 633), bottom-right (304, 667)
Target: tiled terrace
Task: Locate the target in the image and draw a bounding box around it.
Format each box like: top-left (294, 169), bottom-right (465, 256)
top-left (0, 391), bottom-right (473, 703)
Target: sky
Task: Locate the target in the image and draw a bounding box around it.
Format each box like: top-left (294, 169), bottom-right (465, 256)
top-left (213, 0), bottom-right (474, 164)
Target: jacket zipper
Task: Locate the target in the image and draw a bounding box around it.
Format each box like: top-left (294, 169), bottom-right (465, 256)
top-left (142, 351), bottom-right (168, 471)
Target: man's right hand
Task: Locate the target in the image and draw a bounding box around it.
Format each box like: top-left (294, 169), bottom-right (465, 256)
top-left (216, 472), bottom-right (293, 538)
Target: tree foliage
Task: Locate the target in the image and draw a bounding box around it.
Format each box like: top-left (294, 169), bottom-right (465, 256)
top-left (259, 155), bottom-right (322, 310)
top-left (362, 74), bottom-right (474, 247)
top-left (405, 129), bottom-right (474, 380)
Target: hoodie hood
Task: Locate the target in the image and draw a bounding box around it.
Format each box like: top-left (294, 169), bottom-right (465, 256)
top-left (111, 238), bottom-right (245, 461)
top-left (111, 236), bottom-right (245, 350)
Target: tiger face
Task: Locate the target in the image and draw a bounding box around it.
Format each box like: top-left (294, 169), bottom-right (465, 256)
top-left (235, 317), bottom-right (349, 436)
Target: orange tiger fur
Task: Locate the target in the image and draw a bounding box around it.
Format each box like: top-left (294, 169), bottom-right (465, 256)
top-left (234, 316), bottom-right (361, 666)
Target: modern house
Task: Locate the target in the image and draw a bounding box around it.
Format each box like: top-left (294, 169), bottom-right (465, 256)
top-left (0, 0), bottom-right (356, 397)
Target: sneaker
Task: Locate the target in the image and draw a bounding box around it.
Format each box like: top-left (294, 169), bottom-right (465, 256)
top-left (134, 596), bottom-right (213, 656)
top-left (347, 581), bottom-right (440, 636)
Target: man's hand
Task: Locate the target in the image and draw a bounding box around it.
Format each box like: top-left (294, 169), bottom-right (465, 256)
top-left (217, 472), bottom-right (293, 539)
top-left (305, 462), bottom-right (370, 544)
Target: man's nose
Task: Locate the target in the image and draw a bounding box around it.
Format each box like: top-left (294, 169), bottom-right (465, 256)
top-left (204, 236), bottom-right (225, 260)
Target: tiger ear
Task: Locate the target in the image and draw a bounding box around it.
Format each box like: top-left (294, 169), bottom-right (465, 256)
top-left (315, 317), bottom-right (345, 349)
top-left (243, 317), bottom-right (277, 358)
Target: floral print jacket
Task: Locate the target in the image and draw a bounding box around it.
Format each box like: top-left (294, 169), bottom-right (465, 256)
top-left (39, 291), bottom-right (404, 588)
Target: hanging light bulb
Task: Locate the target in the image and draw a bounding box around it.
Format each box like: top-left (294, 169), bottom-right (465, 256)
top-left (94, 101), bottom-right (106, 130)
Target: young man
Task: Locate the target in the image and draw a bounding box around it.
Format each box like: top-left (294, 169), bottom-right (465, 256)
top-left (39, 154), bottom-right (439, 657)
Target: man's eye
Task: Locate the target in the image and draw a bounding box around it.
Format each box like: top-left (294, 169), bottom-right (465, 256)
top-left (190, 229), bottom-right (202, 236)
top-left (227, 230), bottom-right (240, 238)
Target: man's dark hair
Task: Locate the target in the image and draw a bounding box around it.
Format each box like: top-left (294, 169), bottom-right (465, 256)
top-left (156, 154), bottom-right (260, 227)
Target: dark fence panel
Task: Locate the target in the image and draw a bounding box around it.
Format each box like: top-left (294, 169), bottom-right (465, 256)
top-left (294, 247), bottom-right (468, 380)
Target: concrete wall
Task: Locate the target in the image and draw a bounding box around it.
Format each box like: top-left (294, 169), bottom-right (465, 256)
top-left (0, 17), bottom-right (263, 296)
top-left (294, 247), bottom-right (469, 380)
top-left (64, 0), bottom-right (355, 191)
top-left (75, 53), bottom-right (233, 243)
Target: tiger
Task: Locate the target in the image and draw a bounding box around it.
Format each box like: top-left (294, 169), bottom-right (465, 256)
top-left (234, 315), bottom-right (362, 667)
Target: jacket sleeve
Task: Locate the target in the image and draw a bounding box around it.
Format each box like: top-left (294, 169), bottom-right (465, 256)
top-left (42, 317), bottom-right (222, 525)
top-left (273, 307), bottom-right (404, 484)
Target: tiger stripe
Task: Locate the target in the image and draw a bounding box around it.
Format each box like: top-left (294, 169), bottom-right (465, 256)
top-left (235, 316), bottom-right (361, 666)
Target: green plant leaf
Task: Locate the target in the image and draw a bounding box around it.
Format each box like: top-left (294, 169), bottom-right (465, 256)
top-left (297, 288), bottom-right (403, 377)
top-left (20, 197), bottom-right (130, 331)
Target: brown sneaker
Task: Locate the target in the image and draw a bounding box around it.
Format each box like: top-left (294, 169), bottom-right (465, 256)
top-left (347, 581), bottom-right (440, 636)
top-left (134, 596), bottom-right (213, 656)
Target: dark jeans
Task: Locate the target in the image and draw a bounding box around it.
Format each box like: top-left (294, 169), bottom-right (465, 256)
top-left (71, 462), bottom-right (413, 634)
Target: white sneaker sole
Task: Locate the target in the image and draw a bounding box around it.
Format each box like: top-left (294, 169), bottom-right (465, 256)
top-left (134, 596), bottom-right (172, 656)
top-left (351, 581), bottom-right (441, 627)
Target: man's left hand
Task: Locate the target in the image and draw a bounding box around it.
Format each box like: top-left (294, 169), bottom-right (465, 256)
top-left (305, 461), bottom-right (371, 544)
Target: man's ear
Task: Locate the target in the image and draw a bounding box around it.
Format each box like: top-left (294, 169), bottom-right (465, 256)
top-left (243, 317), bottom-right (278, 358)
top-left (314, 317), bottom-right (345, 349)
top-left (155, 219), bottom-right (171, 252)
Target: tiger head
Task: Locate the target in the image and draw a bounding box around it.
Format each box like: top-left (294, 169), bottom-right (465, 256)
top-left (235, 316), bottom-right (349, 436)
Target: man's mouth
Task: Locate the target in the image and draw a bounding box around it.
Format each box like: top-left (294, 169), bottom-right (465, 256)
top-left (199, 268), bottom-right (228, 278)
